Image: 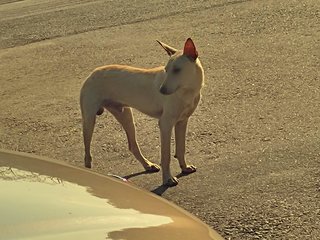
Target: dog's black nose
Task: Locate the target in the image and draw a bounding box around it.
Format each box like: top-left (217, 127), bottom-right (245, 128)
top-left (160, 86), bottom-right (168, 95)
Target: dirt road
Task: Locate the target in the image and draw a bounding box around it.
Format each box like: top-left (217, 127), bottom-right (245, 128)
top-left (0, 0), bottom-right (319, 239)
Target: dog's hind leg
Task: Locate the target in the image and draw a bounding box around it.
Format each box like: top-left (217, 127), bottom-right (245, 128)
top-left (107, 107), bottom-right (160, 173)
top-left (80, 95), bottom-right (99, 168)
top-left (81, 113), bottom-right (96, 168)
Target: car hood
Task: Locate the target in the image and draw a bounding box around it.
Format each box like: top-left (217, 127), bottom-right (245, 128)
top-left (0, 149), bottom-right (224, 240)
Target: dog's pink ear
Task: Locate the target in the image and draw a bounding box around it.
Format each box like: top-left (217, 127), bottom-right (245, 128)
top-left (157, 40), bottom-right (177, 56)
top-left (183, 38), bottom-right (198, 61)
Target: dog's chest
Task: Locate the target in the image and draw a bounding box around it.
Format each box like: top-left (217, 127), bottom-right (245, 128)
top-left (178, 94), bottom-right (200, 121)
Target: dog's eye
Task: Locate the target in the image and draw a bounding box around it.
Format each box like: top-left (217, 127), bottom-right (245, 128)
top-left (172, 67), bottom-right (181, 74)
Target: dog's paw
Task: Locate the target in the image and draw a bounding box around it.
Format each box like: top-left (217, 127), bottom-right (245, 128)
top-left (163, 177), bottom-right (179, 187)
top-left (145, 163), bottom-right (161, 173)
top-left (181, 165), bottom-right (197, 175)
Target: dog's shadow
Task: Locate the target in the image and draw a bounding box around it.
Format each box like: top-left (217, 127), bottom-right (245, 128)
top-left (122, 171), bottom-right (151, 180)
top-left (123, 171), bottom-right (189, 196)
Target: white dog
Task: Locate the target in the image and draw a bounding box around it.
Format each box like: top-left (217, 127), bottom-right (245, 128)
top-left (80, 38), bottom-right (204, 187)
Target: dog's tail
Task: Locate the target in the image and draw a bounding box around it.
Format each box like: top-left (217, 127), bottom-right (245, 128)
top-left (96, 107), bottom-right (104, 115)
top-left (80, 77), bottom-right (104, 116)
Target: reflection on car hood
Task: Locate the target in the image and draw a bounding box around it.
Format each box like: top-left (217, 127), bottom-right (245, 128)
top-left (0, 149), bottom-right (224, 240)
top-left (1, 168), bottom-right (172, 240)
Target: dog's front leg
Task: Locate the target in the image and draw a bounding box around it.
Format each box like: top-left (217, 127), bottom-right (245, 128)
top-left (175, 118), bottom-right (197, 174)
top-left (159, 117), bottom-right (178, 187)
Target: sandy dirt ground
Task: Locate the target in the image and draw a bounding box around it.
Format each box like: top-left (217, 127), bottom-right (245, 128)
top-left (0, 0), bottom-right (319, 239)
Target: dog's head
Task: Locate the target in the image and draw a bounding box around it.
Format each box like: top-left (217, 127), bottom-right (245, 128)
top-left (157, 38), bottom-right (203, 95)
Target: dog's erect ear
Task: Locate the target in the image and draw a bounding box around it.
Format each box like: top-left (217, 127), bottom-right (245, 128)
top-left (183, 38), bottom-right (198, 61)
top-left (156, 40), bottom-right (177, 56)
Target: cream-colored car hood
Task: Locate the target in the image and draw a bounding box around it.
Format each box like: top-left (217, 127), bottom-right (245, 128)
top-left (0, 149), bottom-right (224, 240)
